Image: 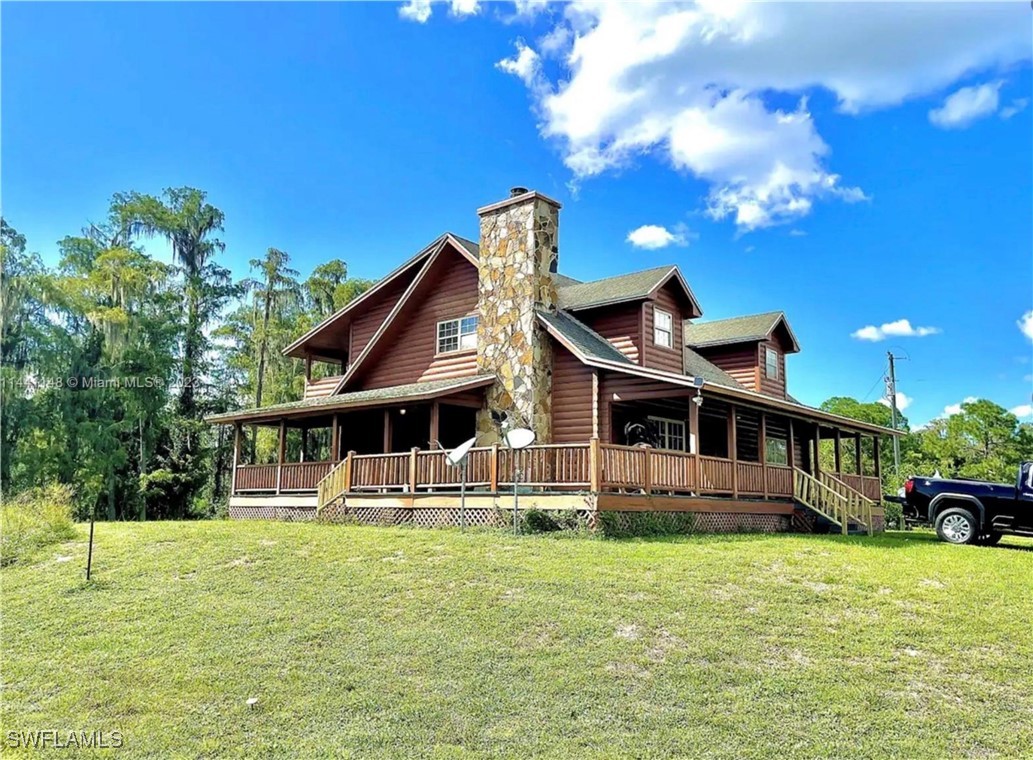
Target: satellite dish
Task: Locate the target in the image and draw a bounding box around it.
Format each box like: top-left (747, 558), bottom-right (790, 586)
top-left (446, 437), bottom-right (478, 466)
top-left (505, 427), bottom-right (536, 450)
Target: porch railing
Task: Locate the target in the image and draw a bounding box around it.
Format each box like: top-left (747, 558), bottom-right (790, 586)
top-left (232, 440), bottom-right (883, 516)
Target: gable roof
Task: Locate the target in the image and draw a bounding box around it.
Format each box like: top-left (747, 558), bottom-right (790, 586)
top-left (282, 233), bottom-right (469, 359)
top-left (537, 309), bottom-right (634, 365)
top-left (684, 311), bottom-right (800, 353)
top-left (556, 265), bottom-right (701, 315)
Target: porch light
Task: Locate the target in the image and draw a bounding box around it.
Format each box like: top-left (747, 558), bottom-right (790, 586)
top-left (399, 408), bottom-right (406, 415)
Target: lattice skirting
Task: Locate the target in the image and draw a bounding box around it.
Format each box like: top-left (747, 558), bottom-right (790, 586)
top-left (229, 505), bottom-right (317, 522)
top-left (317, 506), bottom-right (595, 529)
top-left (600, 511), bottom-right (788, 535)
top-left (871, 514), bottom-right (885, 533)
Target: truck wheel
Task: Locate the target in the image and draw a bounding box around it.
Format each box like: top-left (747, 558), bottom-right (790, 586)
top-left (977, 532), bottom-right (1003, 546)
top-left (935, 508), bottom-right (978, 545)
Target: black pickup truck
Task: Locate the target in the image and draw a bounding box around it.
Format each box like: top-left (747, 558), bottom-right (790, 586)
top-left (899, 462), bottom-right (1033, 544)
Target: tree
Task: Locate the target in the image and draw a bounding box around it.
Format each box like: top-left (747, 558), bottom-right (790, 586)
top-left (242, 248), bottom-right (301, 410)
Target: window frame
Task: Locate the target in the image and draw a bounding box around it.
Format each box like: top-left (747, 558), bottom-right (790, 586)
top-left (653, 307), bottom-right (674, 349)
top-left (647, 415), bottom-right (687, 452)
top-left (436, 315), bottom-right (479, 355)
top-left (765, 346), bottom-right (779, 380)
top-left (765, 437), bottom-right (788, 466)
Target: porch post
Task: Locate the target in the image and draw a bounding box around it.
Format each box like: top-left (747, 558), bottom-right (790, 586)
top-left (589, 437), bottom-right (601, 492)
top-left (429, 401), bottom-right (440, 447)
top-left (591, 370), bottom-right (600, 439)
top-left (305, 355), bottom-right (313, 382)
top-left (688, 394), bottom-right (700, 492)
top-left (855, 432), bottom-right (863, 476)
top-left (382, 409), bottom-right (391, 453)
top-left (728, 403), bottom-right (738, 498)
top-left (300, 428), bottom-right (308, 462)
top-left (787, 418), bottom-right (796, 470)
top-left (331, 414), bottom-right (341, 462)
top-left (814, 425), bottom-right (821, 478)
top-left (834, 429), bottom-right (842, 473)
top-left (276, 419), bottom-right (286, 494)
top-left (231, 423), bottom-right (242, 495)
top-left (873, 435), bottom-right (882, 482)
top-left (760, 412), bottom-right (769, 500)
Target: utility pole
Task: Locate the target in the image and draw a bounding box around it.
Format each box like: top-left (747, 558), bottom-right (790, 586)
top-left (886, 351), bottom-right (901, 476)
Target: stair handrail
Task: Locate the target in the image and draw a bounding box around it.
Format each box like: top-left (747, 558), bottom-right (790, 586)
top-left (793, 467), bottom-right (850, 530)
top-left (316, 457), bottom-right (350, 515)
top-left (819, 471), bottom-right (875, 536)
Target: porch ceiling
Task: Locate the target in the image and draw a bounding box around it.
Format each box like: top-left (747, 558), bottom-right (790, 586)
top-left (206, 375), bottom-right (493, 426)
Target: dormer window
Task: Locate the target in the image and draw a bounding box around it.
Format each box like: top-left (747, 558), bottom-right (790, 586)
top-left (654, 308), bottom-right (673, 348)
top-left (765, 347), bottom-right (779, 379)
top-left (437, 316), bottom-right (478, 354)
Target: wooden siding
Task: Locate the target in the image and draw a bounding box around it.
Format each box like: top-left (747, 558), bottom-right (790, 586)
top-left (303, 375), bottom-right (343, 401)
top-left (697, 344), bottom-right (761, 391)
top-left (642, 282), bottom-right (686, 375)
top-left (551, 343), bottom-right (595, 443)
top-left (360, 250), bottom-right (480, 389)
top-left (348, 272), bottom-right (415, 363)
top-left (579, 303), bottom-right (642, 364)
top-left (757, 338), bottom-right (787, 399)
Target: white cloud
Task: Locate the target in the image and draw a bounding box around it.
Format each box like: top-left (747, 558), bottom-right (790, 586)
top-left (788, 229), bottom-right (807, 237)
top-left (626, 224), bottom-right (688, 250)
top-left (491, 2), bottom-right (1028, 230)
top-left (944, 396), bottom-right (978, 416)
top-left (1000, 97), bottom-right (1029, 120)
top-left (851, 319), bottom-right (941, 342)
top-left (1019, 310), bottom-right (1033, 342)
top-left (399, 0), bottom-right (432, 23)
top-left (513, 0), bottom-right (549, 18)
top-left (1011, 403), bottom-right (1033, 419)
top-left (879, 391), bottom-right (912, 412)
top-left (399, 0), bottom-right (478, 23)
top-left (496, 40), bottom-right (541, 87)
top-left (929, 81), bottom-right (1002, 129)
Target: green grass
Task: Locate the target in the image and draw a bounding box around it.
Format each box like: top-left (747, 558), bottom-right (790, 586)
top-left (2, 522), bottom-right (1032, 758)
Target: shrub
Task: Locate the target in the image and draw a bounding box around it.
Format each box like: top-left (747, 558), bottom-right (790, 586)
top-left (597, 510), bottom-right (696, 538)
top-left (882, 500), bottom-right (903, 529)
top-left (1, 484), bottom-right (77, 567)
top-left (523, 509), bottom-right (561, 533)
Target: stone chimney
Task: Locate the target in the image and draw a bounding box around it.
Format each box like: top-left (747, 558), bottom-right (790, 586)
top-left (475, 187), bottom-right (561, 444)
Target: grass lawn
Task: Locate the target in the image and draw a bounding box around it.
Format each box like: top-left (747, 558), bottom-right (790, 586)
top-left (2, 522), bottom-right (1032, 758)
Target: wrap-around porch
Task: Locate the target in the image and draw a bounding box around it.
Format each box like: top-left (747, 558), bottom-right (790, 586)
top-left (227, 393), bottom-right (884, 504)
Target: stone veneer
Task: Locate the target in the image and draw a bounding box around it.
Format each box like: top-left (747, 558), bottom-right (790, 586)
top-left (474, 191), bottom-right (561, 444)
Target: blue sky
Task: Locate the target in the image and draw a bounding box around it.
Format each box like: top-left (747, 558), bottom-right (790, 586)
top-left (4, 1), bottom-right (1031, 425)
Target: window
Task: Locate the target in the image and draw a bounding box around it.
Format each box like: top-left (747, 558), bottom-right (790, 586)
top-left (654, 308), bottom-right (673, 348)
top-left (765, 347), bottom-right (779, 379)
top-left (648, 416), bottom-right (686, 451)
top-left (437, 316), bottom-right (478, 354)
top-left (765, 438), bottom-right (788, 466)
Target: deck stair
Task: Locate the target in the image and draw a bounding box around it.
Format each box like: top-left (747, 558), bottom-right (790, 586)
top-left (792, 468), bottom-right (875, 536)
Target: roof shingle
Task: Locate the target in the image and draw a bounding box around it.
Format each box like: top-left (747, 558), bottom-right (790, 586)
top-left (556, 265), bottom-right (677, 311)
top-left (684, 311), bottom-right (795, 350)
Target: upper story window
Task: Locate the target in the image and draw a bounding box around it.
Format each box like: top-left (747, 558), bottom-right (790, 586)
top-left (765, 347), bottom-right (779, 379)
top-left (654, 308), bottom-right (673, 348)
top-left (437, 316), bottom-right (478, 354)
top-left (648, 416), bottom-right (686, 451)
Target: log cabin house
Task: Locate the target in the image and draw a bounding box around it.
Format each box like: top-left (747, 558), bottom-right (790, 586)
top-left (208, 187), bottom-right (898, 533)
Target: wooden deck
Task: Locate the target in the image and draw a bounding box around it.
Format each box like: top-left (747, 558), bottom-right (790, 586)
top-left (233, 440), bottom-right (882, 503)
